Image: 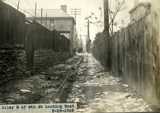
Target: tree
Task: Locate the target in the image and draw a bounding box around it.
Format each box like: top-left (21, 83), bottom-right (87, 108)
top-left (108, 0), bottom-right (126, 36)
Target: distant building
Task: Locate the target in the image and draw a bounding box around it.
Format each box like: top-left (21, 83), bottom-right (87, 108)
top-left (28, 5), bottom-right (76, 55)
top-left (129, 2), bottom-right (151, 23)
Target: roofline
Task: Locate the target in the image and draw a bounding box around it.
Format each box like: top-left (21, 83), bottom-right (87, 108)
top-left (27, 16), bottom-right (76, 24)
top-left (52, 17), bottom-right (76, 24)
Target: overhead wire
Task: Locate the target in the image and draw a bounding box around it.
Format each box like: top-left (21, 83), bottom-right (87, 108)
top-left (4, 0), bottom-right (35, 17)
top-left (4, 0), bottom-right (48, 23)
top-left (21, 0), bottom-right (35, 17)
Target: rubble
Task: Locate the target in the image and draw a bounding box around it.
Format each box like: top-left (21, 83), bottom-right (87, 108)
top-left (20, 89), bottom-right (32, 94)
top-left (0, 51), bottom-right (153, 112)
top-left (68, 54), bottom-right (152, 112)
top-left (0, 46), bottom-right (27, 85)
top-left (0, 54), bottom-right (82, 104)
top-left (34, 50), bottom-right (70, 73)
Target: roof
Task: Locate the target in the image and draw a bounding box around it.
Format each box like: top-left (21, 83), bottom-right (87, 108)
top-left (26, 9), bottom-right (75, 31)
top-left (27, 9), bottom-right (75, 23)
top-left (26, 9), bottom-right (73, 18)
top-left (40, 9), bottom-right (71, 18)
top-left (129, 2), bottom-right (151, 14)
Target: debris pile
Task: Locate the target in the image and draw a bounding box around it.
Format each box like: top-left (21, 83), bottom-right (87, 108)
top-left (0, 46), bottom-right (27, 85)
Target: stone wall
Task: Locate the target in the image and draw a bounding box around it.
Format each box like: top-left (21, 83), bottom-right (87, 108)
top-left (0, 46), bottom-right (28, 84)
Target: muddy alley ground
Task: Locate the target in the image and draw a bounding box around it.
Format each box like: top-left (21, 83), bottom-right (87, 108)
top-left (0, 55), bottom-right (83, 104)
top-left (0, 53), bottom-right (153, 112)
top-left (68, 53), bottom-right (152, 112)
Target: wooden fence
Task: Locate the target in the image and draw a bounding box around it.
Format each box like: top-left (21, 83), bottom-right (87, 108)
top-left (0, 1), bottom-right (25, 48)
top-left (0, 1), bottom-right (71, 82)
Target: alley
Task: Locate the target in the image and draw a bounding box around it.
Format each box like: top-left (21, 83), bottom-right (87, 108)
top-left (0, 53), bottom-right (153, 112)
top-left (1, 0), bottom-right (160, 112)
top-left (68, 54), bottom-right (152, 112)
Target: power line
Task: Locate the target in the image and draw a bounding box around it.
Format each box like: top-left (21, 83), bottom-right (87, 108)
top-left (4, 0), bottom-right (35, 17)
top-left (17, 0), bottom-right (20, 10)
top-left (70, 8), bottom-right (81, 23)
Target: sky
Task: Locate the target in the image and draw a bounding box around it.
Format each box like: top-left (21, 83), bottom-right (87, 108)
top-left (5, 0), bottom-right (104, 41)
top-left (5, 0), bottom-right (149, 41)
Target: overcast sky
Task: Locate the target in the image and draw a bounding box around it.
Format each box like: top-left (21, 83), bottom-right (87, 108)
top-left (5, 0), bottom-right (105, 41)
top-left (5, 0), bottom-right (140, 41)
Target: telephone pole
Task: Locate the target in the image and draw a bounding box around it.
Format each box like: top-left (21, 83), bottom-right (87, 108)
top-left (41, 8), bottom-right (43, 24)
top-left (87, 19), bottom-right (91, 53)
top-left (85, 17), bottom-right (91, 53)
top-left (45, 13), bottom-right (48, 26)
top-left (104, 0), bottom-right (109, 36)
top-left (17, 0), bottom-right (20, 10)
top-left (70, 8), bottom-right (81, 23)
top-left (35, 2), bottom-right (37, 17)
top-left (104, 0), bottom-right (111, 69)
top-left (87, 19), bottom-right (90, 41)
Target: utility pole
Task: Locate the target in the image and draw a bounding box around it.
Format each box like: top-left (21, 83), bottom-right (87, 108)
top-left (45, 13), bottom-right (48, 26)
top-left (104, 0), bottom-right (109, 36)
top-left (87, 19), bottom-right (90, 40)
top-left (17, 0), bottom-right (20, 10)
top-left (41, 8), bottom-right (43, 24)
top-left (103, 0), bottom-right (111, 69)
top-left (85, 17), bottom-right (91, 53)
top-left (35, 2), bottom-right (37, 18)
top-left (70, 8), bottom-right (81, 23)
top-left (87, 19), bottom-right (91, 53)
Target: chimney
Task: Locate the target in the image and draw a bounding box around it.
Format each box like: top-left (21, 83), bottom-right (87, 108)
top-left (61, 5), bottom-right (67, 13)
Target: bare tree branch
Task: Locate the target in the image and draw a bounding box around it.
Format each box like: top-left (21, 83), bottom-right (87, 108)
top-left (107, 0), bottom-right (126, 36)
